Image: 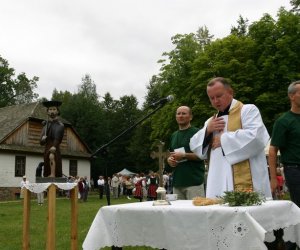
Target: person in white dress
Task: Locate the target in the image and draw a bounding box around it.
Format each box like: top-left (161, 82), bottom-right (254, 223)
top-left (190, 77), bottom-right (272, 199)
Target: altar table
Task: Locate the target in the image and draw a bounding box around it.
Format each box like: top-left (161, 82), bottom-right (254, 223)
top-left (83, 200), bottom-right (300, 250)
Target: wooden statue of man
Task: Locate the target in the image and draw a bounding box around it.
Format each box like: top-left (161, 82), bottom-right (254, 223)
top-left (40, 100), bottom-right (64, 177)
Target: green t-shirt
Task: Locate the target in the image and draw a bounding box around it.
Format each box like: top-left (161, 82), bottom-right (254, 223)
top-left (169, 127), bottom-right (205, 187)
top-left (271, 111), bottom-right (300, 165)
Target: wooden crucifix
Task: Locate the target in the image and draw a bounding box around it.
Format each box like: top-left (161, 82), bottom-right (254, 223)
top-left (150, 141), bottom-right (169, 187)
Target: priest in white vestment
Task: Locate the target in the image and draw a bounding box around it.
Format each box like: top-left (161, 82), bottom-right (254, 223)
top-left (190, 77), bottom-right (272, 199)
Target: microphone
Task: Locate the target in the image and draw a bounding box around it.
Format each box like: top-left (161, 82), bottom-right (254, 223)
top-left (149, 95), bottom-right (174, 107)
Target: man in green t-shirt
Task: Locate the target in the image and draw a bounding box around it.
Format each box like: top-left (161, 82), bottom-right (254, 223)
top-left (269, 80), bottom-right (300, 249)
top-left (167, 106), bottom-right (205, 200)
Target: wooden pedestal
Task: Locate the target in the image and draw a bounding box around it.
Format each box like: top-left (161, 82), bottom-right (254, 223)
top-left (22, 184), bottom-right (78, 250)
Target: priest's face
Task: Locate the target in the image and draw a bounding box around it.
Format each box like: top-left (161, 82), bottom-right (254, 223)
top-left (207, 81), bottom-right (233, 111)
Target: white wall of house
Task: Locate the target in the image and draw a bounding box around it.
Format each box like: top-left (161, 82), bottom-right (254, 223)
top-left (77, 159), bottom-right (91, 178)
top-left (0, 152), bottom-right (20, 187)
top-left (0, 152), bottom-right (90, 188)
top-left (0, 152), bottom-right (40, 187)
top-left (61, 158), bottom-right (91, 178)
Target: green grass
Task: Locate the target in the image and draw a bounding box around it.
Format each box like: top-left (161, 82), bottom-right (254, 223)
top-left (0, 193), bottom-right (157, 250)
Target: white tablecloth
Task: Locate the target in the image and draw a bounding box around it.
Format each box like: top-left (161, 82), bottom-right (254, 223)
top-left (83, 200), bottom-right (300, 250)
top-left (23, 183), bottom-right (77, 193)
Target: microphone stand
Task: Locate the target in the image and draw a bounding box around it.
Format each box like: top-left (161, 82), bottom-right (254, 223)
top-left (92, 102), bottom-right (168, 206)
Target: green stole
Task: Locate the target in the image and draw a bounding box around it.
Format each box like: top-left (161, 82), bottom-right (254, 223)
top-left (227, 101), bottom-right (253, 191)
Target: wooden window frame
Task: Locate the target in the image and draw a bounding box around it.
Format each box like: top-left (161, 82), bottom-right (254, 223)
top-left (69, 159), bottom-right (78, 177)
top-left (15, 155), bottom-right (26, 177)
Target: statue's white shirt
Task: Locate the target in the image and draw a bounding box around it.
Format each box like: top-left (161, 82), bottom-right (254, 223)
top-left (190, 99), bottom-right (272, 198)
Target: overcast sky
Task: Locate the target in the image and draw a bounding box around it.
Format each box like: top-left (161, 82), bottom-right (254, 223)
top-left (0, 0), bottom-right (292, 105)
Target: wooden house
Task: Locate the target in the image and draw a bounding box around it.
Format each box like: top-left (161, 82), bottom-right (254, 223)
top-left (0, 102), bottom-right (91, 200)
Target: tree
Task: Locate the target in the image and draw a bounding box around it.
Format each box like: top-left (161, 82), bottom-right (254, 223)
top-left (149, 33), bottom-right (202, 143)
top-left (52, 75), bottom-right (104, 151)
top-left (231, 15), bottom-right (249, 36)
top-left (196, 26), bottom-right (214, 48)
top-left (248, 9), bottom-right (300, 131)
top-left (290, 0), bottom-right (300, 13)
top-left (0, 56), bottom-right (38, 107)
top-left (52, 89), bottom-right (73, 105)
top-left (78, 74), bottom-right (98, 102)
top-left (127, 77), bottom-right (163, 172)
top-left (103, 95), bottom-right (141, 170)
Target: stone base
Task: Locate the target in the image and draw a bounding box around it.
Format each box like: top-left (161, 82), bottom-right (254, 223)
top-left (35, 177), bottom-right (67, 183)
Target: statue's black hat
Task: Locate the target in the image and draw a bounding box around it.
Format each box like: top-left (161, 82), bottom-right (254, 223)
top-left (42, 100), bottom-right (62, 108)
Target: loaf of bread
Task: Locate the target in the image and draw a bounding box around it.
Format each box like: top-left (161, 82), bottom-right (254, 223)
top-left (192, 197), bottom-right (220, 206)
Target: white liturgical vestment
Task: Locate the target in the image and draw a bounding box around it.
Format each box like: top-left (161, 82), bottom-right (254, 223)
top-left (190, 99), bottom-right (272, 199)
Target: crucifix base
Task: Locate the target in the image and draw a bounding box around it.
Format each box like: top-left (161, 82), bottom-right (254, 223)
top-left (153, 187), bottom-right (171, 206)
top-left (153, 199), bottom-right (171, 206)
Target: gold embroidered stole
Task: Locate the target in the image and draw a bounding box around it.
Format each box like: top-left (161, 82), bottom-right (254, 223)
top-left (227, 101), bottom-right (253, 191)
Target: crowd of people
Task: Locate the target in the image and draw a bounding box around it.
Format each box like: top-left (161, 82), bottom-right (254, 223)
top-left (96, 171), bottom-right (173, 202)
top-left (18, 171), bottom-right (173, 204)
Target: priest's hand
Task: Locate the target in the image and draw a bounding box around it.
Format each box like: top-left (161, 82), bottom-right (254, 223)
top-left (207, 116), bottom-right (225, 135)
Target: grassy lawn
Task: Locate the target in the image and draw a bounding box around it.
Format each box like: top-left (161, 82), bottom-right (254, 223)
top-left (0, 193), bottom-right (157, 250)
